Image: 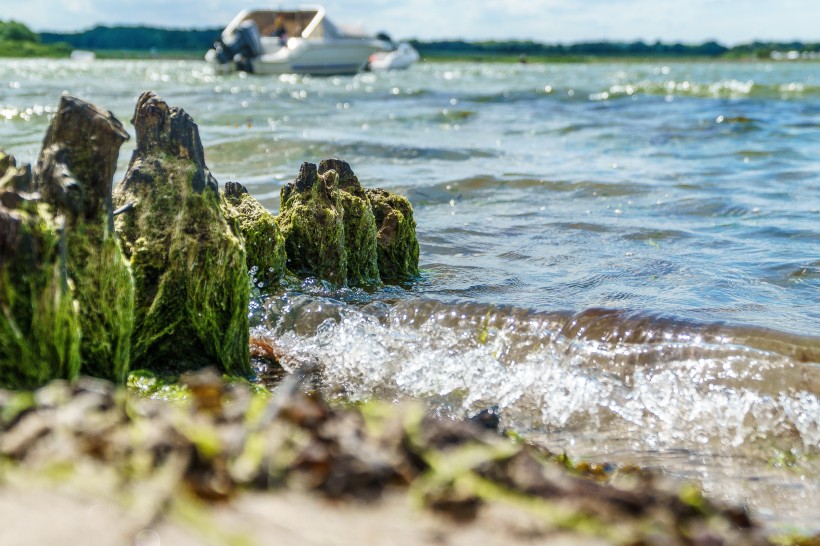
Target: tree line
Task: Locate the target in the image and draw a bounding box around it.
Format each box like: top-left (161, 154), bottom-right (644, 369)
top-left (0, 20), bottom-right (71, 57)
top-left (40, 26), bottom-right (222, 52)
top-left (2, 19), bottom-right (817, 60)
top-left (409, 39), bottom-right (819, 59)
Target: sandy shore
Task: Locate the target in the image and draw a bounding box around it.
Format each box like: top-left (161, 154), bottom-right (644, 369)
top-left (1, 483), bottom-right (613, 546)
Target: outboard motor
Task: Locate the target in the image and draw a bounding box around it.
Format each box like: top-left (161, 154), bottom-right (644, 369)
top-left (212, 40), bottom-right (234, 65)
top-left (234, 20), bottom-right (263, 58)
top-left (212, 20), bottom-right (264, 72)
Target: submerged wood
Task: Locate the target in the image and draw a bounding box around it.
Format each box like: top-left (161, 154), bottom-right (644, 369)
top-left (366, 187), bottom-right (420, 281)
top-left (318, 158), bottom-right (380, 286)
top-left (34, 95), bottom-right (134, 383)
top-left (277, 158), bottom-right (419, 287)
top-left (113, 91), bottom-right (251, 376)
top-left (222, 180), bottom-right (287, 289)
top-left (277, 162), bottom-right (348, 285)
top-left (2, 91), bottom-right (421, 386)
top-left (0, 151), bottom-right (81, 389)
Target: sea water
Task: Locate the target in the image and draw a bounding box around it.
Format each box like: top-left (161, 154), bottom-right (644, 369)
top-left (1, 58), bottom-right (818, 532)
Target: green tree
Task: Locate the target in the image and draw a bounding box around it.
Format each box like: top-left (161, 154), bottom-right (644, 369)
top-left (0, 20), bottom-right (40, 43)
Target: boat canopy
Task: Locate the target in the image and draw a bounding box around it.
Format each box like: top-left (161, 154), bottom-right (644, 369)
top-left (222, 6), bottom-right (369, 41)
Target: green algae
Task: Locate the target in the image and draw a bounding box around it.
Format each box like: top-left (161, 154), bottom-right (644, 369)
top-left (221, 181), bottom-right (286, 290)
top-left (64, 224), bottom-right (133, 383)
top-left (114, 92), bottom-right (250, 377)
top-left (0, 235), bottom-right (82, 389)
top-left (366, 188), bottom-right (420, 281)
top-left (318, 159), bottom-right (380, 286)
top-left (277, 162), bottom-right (348, 286)
top-left (115, 159), bottom-right (250, 376)
top-left (0, 152), bottom-right (82, 390)
top-left (0, 370), bottom-right (780, 545)
top-left (338, 189), bottom-right (380, 285)
top-left (276, 159), bottom-right (418, 287)
top-left (127, 369), bottom-right (192, 402)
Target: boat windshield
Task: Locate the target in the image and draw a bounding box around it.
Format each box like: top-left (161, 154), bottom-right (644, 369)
top-left (228, 8), bottom-right (373, 42)
top-left (321, 18), bottom-right (371, 39)
top-left (230, 10), bottom-right (321, 40)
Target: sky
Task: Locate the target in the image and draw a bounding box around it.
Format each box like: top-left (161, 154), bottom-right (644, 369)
top-left (4, 0), bottom-right (819, 44)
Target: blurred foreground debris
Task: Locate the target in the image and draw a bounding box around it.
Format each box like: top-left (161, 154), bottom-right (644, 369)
top-left (0, 370), bottom-right (783, 546)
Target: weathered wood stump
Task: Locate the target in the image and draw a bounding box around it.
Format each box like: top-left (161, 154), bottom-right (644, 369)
top-left (318, 159), bottom-right (380, 286)
top-left (2, 91), bottom-right (421, 387)
top-left (113, 92), bottom-right (250, 376)
top-left (222, 180), bottom-right (286, 289)
top-left (0, 151), bottom-right (81, 389)
top-left (34, 95), bottom-right (134, 383)
top-left (277, 162), bottom-right (348, 285)
top-left (277, 159), bottom-right (419, 287)
top-left (366, 187), bottom-right (420, 281)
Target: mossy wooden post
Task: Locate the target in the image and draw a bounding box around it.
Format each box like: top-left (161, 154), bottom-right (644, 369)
top-left (33, 95), bottom-right (133, 383)
top-left (277, 162), bottom-right (348, 286)
top-left (222, 181), bottom-right (286, 290)
top-left (317, 159), bottom-right (380, 286)
top-left (0, 151), bottom-right (81, 389)
top-left (277, 159), bottom-right (418, 286)
top-left (113, 91), bottom-right (251, 376)
top-left (366, 188), bottom-right (420, 281)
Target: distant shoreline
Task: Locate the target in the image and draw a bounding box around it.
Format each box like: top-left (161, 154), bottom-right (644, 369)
top-left (5, 51), bottom-right (820, 65)
top-left (1, 20), bottom-right (817, 62)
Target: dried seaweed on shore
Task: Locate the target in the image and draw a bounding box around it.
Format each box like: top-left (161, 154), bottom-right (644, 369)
top-left (0, 370), bottom-right (782, 545)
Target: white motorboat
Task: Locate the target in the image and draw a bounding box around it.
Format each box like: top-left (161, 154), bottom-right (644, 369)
top-left (367, 42), bottom-right (419, 71)
top-left (205, 6), bottom-right (391, 75)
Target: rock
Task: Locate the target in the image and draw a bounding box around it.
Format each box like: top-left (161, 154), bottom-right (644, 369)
top-left (318, 159), bottom-right (380, 286)
top-left (34, 95), bottom-right (134, 383)
top-left (0, 150), bottom-right (82, 390)
top-left (222, 181), bottom-right (286, 289)
top-left (277, 162), bottom-right (347, 285)
top-left (113, 91), bottom-right (250, 376)
top-left (366, 188), bottom-right (420, 281)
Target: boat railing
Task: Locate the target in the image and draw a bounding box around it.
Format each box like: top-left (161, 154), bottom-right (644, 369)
top-left (300, 5), bottom-right (326, 39)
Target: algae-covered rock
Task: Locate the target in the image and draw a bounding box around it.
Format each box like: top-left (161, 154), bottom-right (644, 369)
top-left (34, 95), bottom-right (133, 383)
top-left (277, 162), bottom-right (347, 286)
top-left (0, 151), bottom-right (82, 389)
top-left (222, 181), bottom-right (286, 289)
top-left (318, 159), bottom-right (380, 286)
top-left (113, 91), bottom-right (250, 376)
top-left (366, 188), bottom-right (420, 281)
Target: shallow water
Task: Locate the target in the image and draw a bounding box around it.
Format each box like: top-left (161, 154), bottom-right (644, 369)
top-left (1, 58), bottom-right (818, 532)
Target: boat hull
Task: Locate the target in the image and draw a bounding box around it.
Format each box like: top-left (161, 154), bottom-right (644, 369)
top-left (368, 42), bottom-right (419, 71)
top-left (252, 39), bottom-right (383, 75)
